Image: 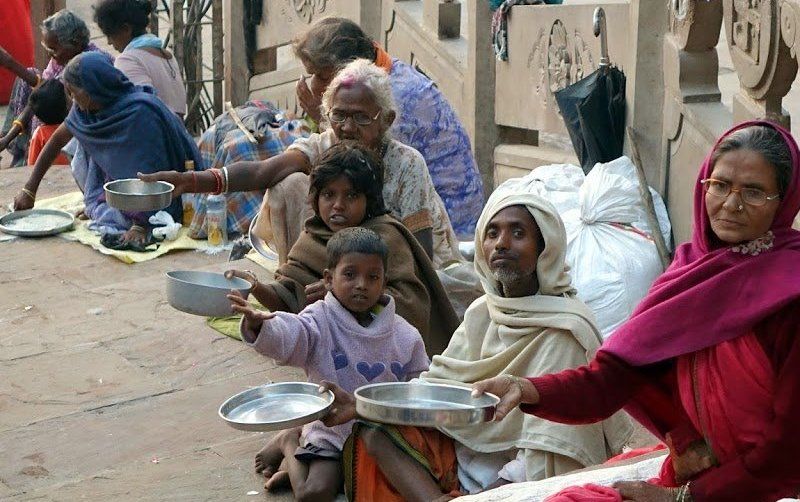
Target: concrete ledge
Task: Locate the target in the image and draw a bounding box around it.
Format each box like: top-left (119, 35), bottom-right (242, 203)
top-left (494, 143), bottom-right (579, 187)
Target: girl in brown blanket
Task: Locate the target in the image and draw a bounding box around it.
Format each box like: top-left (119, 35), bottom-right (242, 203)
top-left (226, 141), bottom-right (458, 357)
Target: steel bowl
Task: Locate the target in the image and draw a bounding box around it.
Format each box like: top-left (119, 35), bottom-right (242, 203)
top-left (104, 179), bottom-right (174, 212)
top-left (355, 382), bottom-right (499, 427)
top-left (165, 270), bottom-right (252, 317)
top-left (219, 382), bottom-right (334, 432)
top-left (0, 209), bottom-right (74, 237)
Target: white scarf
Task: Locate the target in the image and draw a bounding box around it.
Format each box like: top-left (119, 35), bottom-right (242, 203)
top-left (421, 190), bottom-right (632, 475)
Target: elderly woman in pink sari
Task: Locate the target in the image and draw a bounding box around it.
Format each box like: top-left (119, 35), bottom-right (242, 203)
top-left (475, 120), bottom-right (800, 502)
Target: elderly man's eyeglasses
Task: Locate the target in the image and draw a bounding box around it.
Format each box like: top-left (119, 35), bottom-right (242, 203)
top-left (700, 178), bottom-right (780, 207)
top-left (327, 109), bottom-right (381, 126)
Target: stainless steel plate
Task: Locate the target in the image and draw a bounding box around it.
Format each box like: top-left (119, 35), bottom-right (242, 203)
top-left (219, 382), bottom-right (335, 432)
top-left (104, 179), bottom-right (174, 212)
top-left (248, 213), bottom-right (279, 262)
top-left (165, 270), bottom-right (252, 317)
top-left (355, 382), bottom-right (499, 427)
top-left (0, 209), bottom-right (74, 237)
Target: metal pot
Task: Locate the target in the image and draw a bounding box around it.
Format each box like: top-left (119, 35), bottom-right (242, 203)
top-left (104, 179), bottom-right (174, 212)
top-left (165, 270), bottom-right (252, 317)
top-left (355, 382), bottom-right (499, 427)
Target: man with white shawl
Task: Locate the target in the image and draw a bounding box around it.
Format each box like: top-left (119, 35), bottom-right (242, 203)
top-left (326, 189), bottom-right (632, 501)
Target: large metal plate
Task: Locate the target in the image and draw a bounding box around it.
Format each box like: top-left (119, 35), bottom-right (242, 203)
top-left (219, 382), bottom-right (334, 432)
top-left (355, 382), bottom-right (499, 427)
top-left (0, 208), bottom-right (75, 237)
top-left (166, 270), bottom-right (252, 317)
top-left (104, 179), bottom-right (174, 212)
top-left (248, 213), bottom-right (279, 262)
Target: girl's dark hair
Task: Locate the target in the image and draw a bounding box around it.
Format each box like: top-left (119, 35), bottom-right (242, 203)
top-left (293, 17), bottom-right (377, 71)
top-left (711, 124), bottom-right (793, 197)
top-left (94, 0), bottom-right (152, 37)
top-left (308, 140), bottom-right (387, 221)
top-left (326, 227), bottom-right (389, 270)
top-left (30, 79), bottom-right (69, 125)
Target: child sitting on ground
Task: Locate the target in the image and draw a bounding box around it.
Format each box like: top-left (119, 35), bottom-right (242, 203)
top-left (226, 141), bottom-right (457, 354)
top-left (27, 79), bottom-right (70, 166)
top-left (228, 227), bottom-right (431, 502)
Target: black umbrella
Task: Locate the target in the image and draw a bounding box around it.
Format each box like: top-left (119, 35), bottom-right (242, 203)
top-left (554, 8), bottom-right (626, 173)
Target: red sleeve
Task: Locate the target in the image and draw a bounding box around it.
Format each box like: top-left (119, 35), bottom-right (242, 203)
top-left (689, 315), bottom-right (800, 502)
top-left (520, 350), bottom-right (646, 424)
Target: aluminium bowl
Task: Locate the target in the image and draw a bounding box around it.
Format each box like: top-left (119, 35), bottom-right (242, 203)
top-left (219, 382), bottom-right (334, 432)
top-left (166, 270), bottom-right (252, 317)
top-left (104, 179), bottom-right (174, 212)
top-left (355, 382), bottom-right (499, 427)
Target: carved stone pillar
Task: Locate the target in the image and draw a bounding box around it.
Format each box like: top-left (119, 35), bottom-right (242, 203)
top-left (662, 0), bottom-right (725, 244)
top-left (664, 0), bottom-right (723, 103)
top-left (723, 0), bottom-right (797, 126)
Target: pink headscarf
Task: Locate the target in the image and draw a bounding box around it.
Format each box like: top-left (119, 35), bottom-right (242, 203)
top-left (603, 120), bottom-right (800, 365)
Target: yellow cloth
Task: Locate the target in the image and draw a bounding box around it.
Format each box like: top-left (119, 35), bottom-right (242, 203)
top-left (421, 189), bottom-right (633, 477)
top-left (206, 298), bottom-right (269, 341)
top-left (34, 192), bottom-right (216, 264)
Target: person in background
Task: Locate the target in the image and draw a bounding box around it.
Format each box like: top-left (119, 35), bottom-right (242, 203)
top-left (15, 53), bottom-right (200, 247)
top-left (0, 9), bottom-right (107, 166)
top-left (94, 0), bottom-right (186, 117)
top-left (27, 79), bottom-right (70, 166)
top-left (292, 18), bottom-right (484, 237)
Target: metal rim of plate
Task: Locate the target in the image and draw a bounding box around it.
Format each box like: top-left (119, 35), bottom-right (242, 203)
top-left (354, 382), bottom-right (500, 427)
top-left (248, 213), bottom-right (279, 262)
top-left (219, 382), bottom-right (335, 432)
top-left (0, 208), bottom-right (75, 237)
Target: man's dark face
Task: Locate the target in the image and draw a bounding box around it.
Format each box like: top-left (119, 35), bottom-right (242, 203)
top-left (482, 205), bottom-right (542, 297)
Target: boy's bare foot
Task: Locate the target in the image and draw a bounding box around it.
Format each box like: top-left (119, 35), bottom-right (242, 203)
top-left (254, 427), bottom-right (301, 476)
top-left (264, 458), bottom-right (291, 492)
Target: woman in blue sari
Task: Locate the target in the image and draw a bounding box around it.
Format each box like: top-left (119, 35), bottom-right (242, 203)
top-left (14, 51), bottom-right (201, 247)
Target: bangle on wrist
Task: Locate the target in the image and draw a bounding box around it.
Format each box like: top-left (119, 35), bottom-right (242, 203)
top-left (243, 270), bottom-right (259, 290)
top-left (130, 224), bottom-right (146, 234)
top-left (504, 374), bottom-right (525, 396)
top-left (12, 119), bottom-right (25, 133)
top-left (209, 168), bottom-right (223, 194)
top-left (21, 188), bottom-right (36, 199)
top-left (222, 166), bottom-right (230, 193)
top-left (675, 482), bottom-right (692, 502)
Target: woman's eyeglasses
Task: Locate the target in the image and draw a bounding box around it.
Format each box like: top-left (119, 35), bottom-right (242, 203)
top-left (327, 109), bottom-right (381, 126)
top-left (700, 178), bottom-right (780, 207)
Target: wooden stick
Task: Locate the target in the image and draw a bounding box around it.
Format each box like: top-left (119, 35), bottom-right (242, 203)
top-left (225, 101), bottom-right (258, 145)
top-left (626, 127), bottom-right (672, 271)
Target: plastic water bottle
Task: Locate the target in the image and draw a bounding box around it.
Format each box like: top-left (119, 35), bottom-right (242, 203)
top-left (181, 160), bottom-right (196, 226)
top-left (206, 194), bottom-right (227, 246)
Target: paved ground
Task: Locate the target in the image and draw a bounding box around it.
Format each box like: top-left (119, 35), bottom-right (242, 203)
top-left (0, 167), bottom-right (299, 501)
